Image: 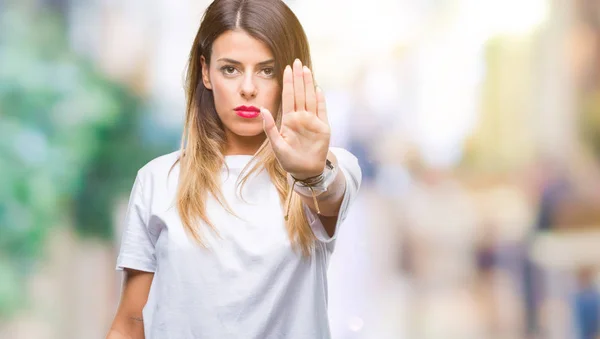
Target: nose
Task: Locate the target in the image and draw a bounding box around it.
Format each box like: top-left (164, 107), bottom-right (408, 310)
top-left (240, 73), bottom-right (257, 99)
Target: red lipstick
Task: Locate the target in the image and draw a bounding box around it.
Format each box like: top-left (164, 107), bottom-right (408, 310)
top-left (234, 105), bottom-right (261, 119)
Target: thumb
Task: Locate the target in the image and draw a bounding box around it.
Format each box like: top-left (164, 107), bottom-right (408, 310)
top-left (260, 107), bottom-right (288, 152)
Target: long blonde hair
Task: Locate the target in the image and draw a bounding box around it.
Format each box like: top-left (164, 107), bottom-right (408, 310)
top-left (171, 0), bottom-right (316, 256)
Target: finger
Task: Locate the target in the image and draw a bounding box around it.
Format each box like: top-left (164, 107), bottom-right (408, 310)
top-left (281, 65), bottom-right (294, 114)
top-left (261, 107), bottom-right (289, 152)
top-left (292, 59), bottom-right (305, 112)
top-left (316, 86), bottom-right (329, 124)
top-left (303, 66), bottom-right (317, 115)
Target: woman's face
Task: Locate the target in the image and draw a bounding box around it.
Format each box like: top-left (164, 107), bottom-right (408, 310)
top-left (201, 30), bottom-right (280, 144)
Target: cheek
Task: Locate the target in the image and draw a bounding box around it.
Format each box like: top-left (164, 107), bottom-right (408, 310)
top-left (210, 79), bottom-right (233, 105)
top-left (261, 82), bottom-right (281, 109)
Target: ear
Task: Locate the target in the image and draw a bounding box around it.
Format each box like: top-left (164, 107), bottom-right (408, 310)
top-left (200, 55), bottom-right (212, 90)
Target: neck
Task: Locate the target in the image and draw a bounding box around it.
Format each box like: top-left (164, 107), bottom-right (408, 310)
top-left (224, 132), bottom-right (266, 156)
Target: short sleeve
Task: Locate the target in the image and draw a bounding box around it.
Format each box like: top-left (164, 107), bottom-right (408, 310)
top-left (116, 172), bottom-right (157, 272)
top-left (304, 147), bottom-right (362, 244)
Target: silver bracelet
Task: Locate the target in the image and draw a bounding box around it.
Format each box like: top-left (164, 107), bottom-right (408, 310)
top-left (287, 159), bottom-right (337, 197)
top-left (284, 159), bottom-right (338, 220)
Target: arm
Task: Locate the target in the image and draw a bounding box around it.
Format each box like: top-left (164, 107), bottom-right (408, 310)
top-left (295, 150), bottom-right (347, 237)
top-left (106, 269), bottom-right (154, 339)
top-left (260, 59), bottom-right (361, 238)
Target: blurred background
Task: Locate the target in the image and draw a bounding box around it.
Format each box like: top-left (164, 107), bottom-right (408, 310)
top-left (1, 0), bottom-right (600, 338)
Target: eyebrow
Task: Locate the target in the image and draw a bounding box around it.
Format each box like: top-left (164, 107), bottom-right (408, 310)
top-left (216, 58), bottom-right (275, 66)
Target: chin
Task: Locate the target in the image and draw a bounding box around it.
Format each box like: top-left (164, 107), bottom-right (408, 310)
top-left (229, 124), bottom-right (265, 138)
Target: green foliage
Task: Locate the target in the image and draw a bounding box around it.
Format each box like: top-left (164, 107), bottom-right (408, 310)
top-left (0, 6), bottom-right (174, 318)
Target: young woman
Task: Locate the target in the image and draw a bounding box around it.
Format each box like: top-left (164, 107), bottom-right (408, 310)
top-left (107, 0), bottom-right (361, 338)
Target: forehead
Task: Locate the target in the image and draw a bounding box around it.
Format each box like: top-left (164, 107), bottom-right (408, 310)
top-left (211, 30), bottom-right (273, 63)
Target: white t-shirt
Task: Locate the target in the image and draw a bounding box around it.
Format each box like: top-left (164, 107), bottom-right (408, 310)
top-left (115, 147), bottom-right (362, 339)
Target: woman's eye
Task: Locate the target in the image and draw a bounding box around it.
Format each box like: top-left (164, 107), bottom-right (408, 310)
top-left (221, 66), bottom-right (237, 75)
top-left (261, 68), bottom-right (274, 77)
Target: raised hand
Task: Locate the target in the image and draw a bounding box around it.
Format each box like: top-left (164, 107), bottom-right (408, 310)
top-left (261, 59), bottom-right (330, 180)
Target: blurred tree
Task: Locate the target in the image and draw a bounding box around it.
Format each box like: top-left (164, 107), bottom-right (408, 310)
top-left (0, 5), bottom-right (173, 318)
top-left (581, 91), bottom-right (600, 159)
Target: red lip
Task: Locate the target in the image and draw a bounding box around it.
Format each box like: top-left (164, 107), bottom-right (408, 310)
top-left (234, 105), bottom-right (261, 119)
top-left (234, 105), bottom-right (260, 112)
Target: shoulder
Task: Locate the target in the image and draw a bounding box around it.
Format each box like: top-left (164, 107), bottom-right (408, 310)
top-left (136, 149), bottom-right (182, 183)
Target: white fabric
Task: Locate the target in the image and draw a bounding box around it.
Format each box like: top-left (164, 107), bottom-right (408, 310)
top-left (116, 147), bottom-right (362, 339)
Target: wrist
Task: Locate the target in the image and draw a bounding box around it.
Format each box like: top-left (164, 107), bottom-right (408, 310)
top-left (289, 171), bottom-right (323, 182)
top-left (289, 158), bottom-right (333, 181)
top-left (284, 159), bottom-right (337, 219)
top-left (288, 159), bottom-right (337, 197)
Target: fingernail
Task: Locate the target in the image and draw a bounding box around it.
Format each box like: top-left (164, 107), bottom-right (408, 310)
top-left (285, 65), bottom-right (291, 72)
top-left (294, 58), bottom-right (301, 65)
top-left (303, 66), bottom-right (310, 73)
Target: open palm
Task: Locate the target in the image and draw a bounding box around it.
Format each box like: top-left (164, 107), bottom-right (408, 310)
top-left (261, 59), bottom-right (331, 179)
